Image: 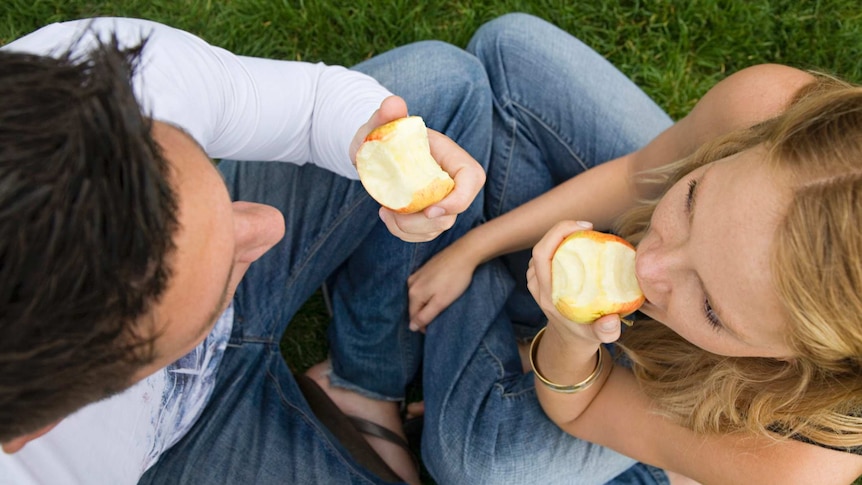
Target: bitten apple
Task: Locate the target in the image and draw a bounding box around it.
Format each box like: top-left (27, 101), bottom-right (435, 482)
top-left (551, 230), bottom-right (644, 324)
top-left (355, 116), bottom-right (455, 214)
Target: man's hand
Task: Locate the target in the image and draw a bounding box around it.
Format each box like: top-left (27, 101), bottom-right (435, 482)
top-left (351, 96), bottom-right (485, 242)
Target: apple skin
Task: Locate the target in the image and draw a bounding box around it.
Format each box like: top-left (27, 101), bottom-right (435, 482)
top-left (551, 230), bottom-right (644, 324)
top-left (356, 116), bottom-right (455, 214)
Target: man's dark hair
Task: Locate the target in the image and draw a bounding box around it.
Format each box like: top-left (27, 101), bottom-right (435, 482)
top-left (0, 36), bottom-right (179, 442)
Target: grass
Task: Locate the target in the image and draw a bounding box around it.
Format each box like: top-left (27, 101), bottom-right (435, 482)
top-left (3, 1), bottom-right (861, 483)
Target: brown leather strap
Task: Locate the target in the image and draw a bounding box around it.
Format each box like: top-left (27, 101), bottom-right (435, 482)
top-left (294, 373), bottom-right (402, 482)
top-left (347, 416), bottom-right (420, 471)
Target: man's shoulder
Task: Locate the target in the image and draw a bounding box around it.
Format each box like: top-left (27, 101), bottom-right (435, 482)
top-left (0, 369), bottom-right (171, 484)
top-left (2, 17), bottom-right (182, 56)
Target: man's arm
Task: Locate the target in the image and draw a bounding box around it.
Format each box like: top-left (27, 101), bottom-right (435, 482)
top-left (2, 17), bottom-right (391, 179)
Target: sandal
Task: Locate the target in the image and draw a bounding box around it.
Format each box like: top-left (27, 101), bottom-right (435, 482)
top-left (294, 373), bottom-right (402, 482)
top-left (347, 415), bottom-right (421, 472)
top-left (402, 414), bottom-right (424, 454)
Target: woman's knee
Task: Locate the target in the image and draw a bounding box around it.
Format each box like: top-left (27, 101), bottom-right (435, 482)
top-left (353, 40), bottom-right (490, 112)
top-left (396, 40), bottom-right (489, 96)
top-left (467, 12), bottom-right (565, 58)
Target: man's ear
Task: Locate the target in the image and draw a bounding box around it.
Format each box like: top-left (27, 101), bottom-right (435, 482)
top-left (2, 420), bottom-right (61, 454)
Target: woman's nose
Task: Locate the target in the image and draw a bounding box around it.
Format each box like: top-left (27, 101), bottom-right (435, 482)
top-left (636, 240), bottom-right (687, 304)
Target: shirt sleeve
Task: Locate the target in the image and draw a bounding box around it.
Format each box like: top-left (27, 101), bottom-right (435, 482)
top-left (2, 18), bottom-right (392, 179)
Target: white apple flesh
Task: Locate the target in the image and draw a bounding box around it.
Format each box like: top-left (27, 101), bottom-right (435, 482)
top-left (551, 230), bottom-right (644, 324)
top-left (356, 116), bottom-right (454, 214)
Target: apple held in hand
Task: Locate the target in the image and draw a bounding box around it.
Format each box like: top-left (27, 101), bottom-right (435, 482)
top-left (551, 230), bottom-right (644, 324)
top-left (356, 116), bottom-right (455, 214)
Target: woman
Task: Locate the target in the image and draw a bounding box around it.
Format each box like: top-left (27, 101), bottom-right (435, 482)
top-left (409, 13), bottom-right (862, 484)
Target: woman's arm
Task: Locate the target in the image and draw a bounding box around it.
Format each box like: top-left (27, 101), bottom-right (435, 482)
top-left (3, 18), bottom-right (393, 179)
top-left (408, 63), bottom-right (815, 329)
top-left (466, 63), bottom-right (815, 260)
top-left (528, 224), bottom-right (862, 484)
top-left (561, 363), bottom-right (862, 483)
top-left (528, 65), bottom-right (862, 483)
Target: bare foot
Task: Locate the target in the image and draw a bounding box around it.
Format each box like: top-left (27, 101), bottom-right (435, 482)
top-left (306, 360), bottom-right (420, 485)
top-left (405, 401), bottom-right (424, 420)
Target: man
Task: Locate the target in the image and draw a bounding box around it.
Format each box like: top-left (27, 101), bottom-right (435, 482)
top-left (0, 17), bottom-right (489, 484)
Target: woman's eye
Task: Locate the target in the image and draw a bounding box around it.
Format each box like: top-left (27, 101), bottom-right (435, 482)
top-left (685, 178), bottom-right (697, 214)
top-left (704, 298), bottom-right (722, 330)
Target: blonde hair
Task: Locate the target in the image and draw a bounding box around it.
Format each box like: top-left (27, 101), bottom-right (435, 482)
top-left (615, 75), bottom-right (862, 450)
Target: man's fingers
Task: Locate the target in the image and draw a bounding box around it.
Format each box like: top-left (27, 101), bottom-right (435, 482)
top-left (382, 207), bottom-right (455, 236)
top-left (350, 96), bottom-right (409, 161)
top-left (375, 96), bottom-right (409, 125)
top-left (426, 130), bottom-right (485, 217)
top-left (379, 207), bottom-right (452, 243)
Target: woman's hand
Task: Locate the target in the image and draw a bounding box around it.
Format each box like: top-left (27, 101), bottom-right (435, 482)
top-left (407, 240), bottom-right (482, 332)
top-left (351, 95), bottom-right (486, 243)
top-left (527, 220), bottom-right (624, 344)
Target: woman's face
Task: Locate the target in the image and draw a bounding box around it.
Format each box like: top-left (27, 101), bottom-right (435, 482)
top-left (635, 145), bottom-right (795, 358)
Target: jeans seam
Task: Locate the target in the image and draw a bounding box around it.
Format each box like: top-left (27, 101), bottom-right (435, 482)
top-left (277, 189), bottom-right (370, 343)
top-left (493, 91), bottom-right (591, 217)
top-left (496, 380), bottom-right (537, 399)
top-left (509, 97), bottom-right (590, 173)
top-left (242, 336), bottom-right (276, 344)
top-left (494, 92), bottom-right (517, 218)
top-left (475, 313), bottom-right (534, 400)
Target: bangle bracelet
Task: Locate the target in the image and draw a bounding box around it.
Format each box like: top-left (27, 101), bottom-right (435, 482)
top-left (529, 327), bottom-right (604, 394)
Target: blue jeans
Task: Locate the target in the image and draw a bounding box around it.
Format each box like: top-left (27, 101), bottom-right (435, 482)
top-left (326, 42), bottom-right (491, 401)
top-left (420, 14), bottom-right (674, 485)
top-left (138, 41), bottom-right (491, 484)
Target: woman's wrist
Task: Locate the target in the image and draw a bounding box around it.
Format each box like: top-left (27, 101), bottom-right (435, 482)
top-left (531, 327), bottom-right (605, 393)
top-left (454, 227), bottom-right (499, 265)
top-left (532, 324), bottom-right (603, 391)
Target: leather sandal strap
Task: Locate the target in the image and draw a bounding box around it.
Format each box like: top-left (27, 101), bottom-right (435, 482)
top-left (348, 416), bottom-right (420, 471)
top-left (294, 374), bottom-right (401, 482)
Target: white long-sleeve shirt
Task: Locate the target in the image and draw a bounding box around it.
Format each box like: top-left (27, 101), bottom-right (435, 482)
top-left (0, 17), bottom-right (391, 485)
top-left (3, 17), bottom-right (390, 179)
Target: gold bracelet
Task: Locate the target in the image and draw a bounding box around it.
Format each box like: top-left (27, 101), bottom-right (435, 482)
top-left (529, 327), bottom-right (604, 394)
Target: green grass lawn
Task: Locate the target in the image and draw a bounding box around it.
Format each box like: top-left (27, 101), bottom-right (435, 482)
top-left (3, 1), bottom-right (862, 483)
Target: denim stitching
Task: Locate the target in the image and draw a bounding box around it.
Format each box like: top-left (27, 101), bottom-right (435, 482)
top-left (276, 188), bottom-right (371, 342)
top-left (509, 98), bottom-right (590, 173)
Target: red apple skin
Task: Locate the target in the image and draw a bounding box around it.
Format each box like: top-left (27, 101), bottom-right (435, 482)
top-left (362, 118), bottom-right (401, 142)
top-left (551, 230), bottom-right (645, 324)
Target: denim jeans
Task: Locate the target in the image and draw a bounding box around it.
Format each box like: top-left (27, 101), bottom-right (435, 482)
top-left (420, 14), bottom-right (674, 485)
top-left (138, 41), bottom-right (491, 484)
top-left (326, 42), bottom-right (492, 401)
